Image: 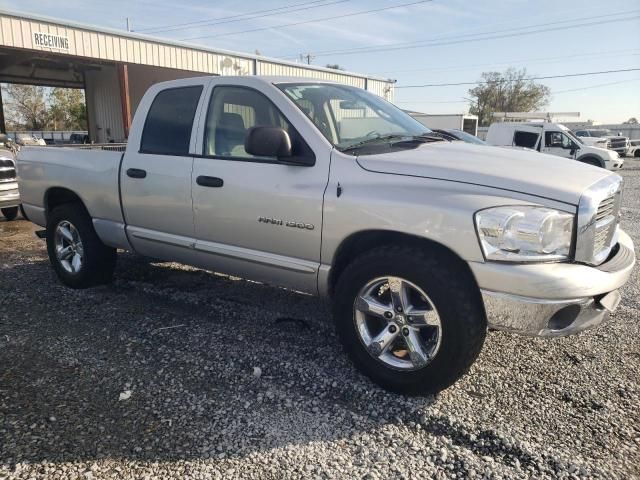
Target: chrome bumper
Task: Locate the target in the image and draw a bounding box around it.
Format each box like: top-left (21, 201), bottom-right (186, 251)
top-left (482, 290), bottom-right (620, 337)
top-left (476, 230), bottom-right (635, 337)
top-left (0, 187), bottom-right (20, 209)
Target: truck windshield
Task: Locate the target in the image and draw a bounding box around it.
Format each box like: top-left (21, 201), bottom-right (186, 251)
top-left (278, 83), bottom-right (432, 152)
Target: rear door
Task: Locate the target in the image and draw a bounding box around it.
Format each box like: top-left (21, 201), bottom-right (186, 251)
top-left (120, 79), bottom-right (206, 260)
top-left (512, 127), bottom-right (541, 150)
top-left (190, 80), bottom-right (331, 294)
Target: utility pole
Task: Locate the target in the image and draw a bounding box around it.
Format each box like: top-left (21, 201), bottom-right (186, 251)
top-left (126, 17), bottom-right (132, 32)
top-left (299, 53), bottom-right (314, 65)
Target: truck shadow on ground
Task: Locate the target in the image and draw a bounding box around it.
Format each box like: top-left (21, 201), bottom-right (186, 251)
top-left (0, 254), bottom-right (452, 466)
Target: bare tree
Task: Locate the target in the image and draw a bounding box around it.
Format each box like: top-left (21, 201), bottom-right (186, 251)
top-left (468, 68), bottom-right (551, 126)
top-left (623, 117), bottom-right (638, 124)
top-left (2, 84), bottom-right (48, 130)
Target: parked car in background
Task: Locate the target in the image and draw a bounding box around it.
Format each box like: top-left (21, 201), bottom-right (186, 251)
top-left (15, 133), bottom-right (46, 147)
top-left (18, 76), bottom-right (635, 395)
top-left (486, 122), bottom-right (623, 170)
top-left (627, 139), bottom-right (640, 158)
top-left (69, 133), bottom-right (90, 144)
top-left (431, 128), bottom-right (486, 145)
top-left (574, 129), bottom-right (630, 156)
top-left (0, 134), bottom-right (21, 221)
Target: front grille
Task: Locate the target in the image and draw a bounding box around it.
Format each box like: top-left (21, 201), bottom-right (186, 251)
top-left (575, 176), bottom-right (623, 266)
top-left (593, 193), bottom-right (620, 260)
top-left (609, 138), bottom-right (627, 149)
top-left (0, 166), bottom-right (16, 182)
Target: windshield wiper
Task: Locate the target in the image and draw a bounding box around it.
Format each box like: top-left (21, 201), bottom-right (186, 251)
top-left (340, 133), bottom-right (445, 153)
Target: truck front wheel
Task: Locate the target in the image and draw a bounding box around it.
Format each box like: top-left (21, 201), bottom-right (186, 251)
top-left (46, 204), bottom-right (117, 289)
top-left (333, 246), bottom-right (486, 395)
top-left (1, 206), bottom-right (19, 221)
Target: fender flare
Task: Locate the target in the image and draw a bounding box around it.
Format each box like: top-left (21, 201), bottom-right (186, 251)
top-left (576, 154), bottom-right (605, 168)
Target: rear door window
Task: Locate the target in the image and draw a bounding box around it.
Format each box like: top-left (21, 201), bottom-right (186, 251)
top-left (140, 86), bottom-right (203, 155)
top-left (513, 131), bottom-right (539, 149)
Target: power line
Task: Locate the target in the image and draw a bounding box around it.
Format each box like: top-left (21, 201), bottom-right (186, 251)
top-left (553, 78), bottom-right (640, 94)
top-left (137, 0), bottom-right (351, 34)
top-left (178, 0), bottom-right (433, 41)
top-left (368, 49), bottom-right (640, 76)
top-left (284, 10), bottom-right (640, 58)
top-left (395, 68), bottom-right (640, 89)
top-left (396, 78), bottom-right (640, 106)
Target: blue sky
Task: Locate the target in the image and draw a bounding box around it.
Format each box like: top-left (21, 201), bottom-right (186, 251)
top-left (2, 0), bottom-right (639, 123)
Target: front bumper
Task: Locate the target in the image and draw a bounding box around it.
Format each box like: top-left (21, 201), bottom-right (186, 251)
top-left (473, 229), bottom-right (635, 337)
top-left (0, 186), bottom-right (20, 209)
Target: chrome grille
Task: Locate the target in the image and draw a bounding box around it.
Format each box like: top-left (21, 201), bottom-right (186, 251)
top-left (575, 175), bottom-right (623, 266)
top-left (0, 159), bottom-right (16, 182)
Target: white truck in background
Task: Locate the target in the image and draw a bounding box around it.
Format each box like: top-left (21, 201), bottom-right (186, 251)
top-left (408, 113), bottom-right (478, 136)
top-left (485, 122), bottom-right (623, 170)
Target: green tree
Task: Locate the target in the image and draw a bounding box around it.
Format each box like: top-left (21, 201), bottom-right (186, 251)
top-left (468, 68), bottom-right (551, 126)
top-left (2, 84), bottom-right (48, 130)
top-left (623, 117), bottom-right (638, 124)
top-left (48, 88), bottom-right (87, 130)
top-left (325, 64), bottom-right (344, 70)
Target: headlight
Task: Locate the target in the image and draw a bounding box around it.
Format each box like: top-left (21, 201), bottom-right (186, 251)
top-left (475, 206), bottom-right (574, 262)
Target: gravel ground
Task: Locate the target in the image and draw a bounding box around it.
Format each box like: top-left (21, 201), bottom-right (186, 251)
top-left (1, 161), bottom-right (639, 480)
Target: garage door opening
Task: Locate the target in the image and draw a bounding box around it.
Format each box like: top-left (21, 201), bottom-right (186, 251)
top-left (0, 82), bottom-right (88, 145)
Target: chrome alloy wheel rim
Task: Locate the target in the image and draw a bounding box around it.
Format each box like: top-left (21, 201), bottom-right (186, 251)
top-left (54, 220), bottom-right (84, 274)
top-left (354, 276), bottom-right (442, 371)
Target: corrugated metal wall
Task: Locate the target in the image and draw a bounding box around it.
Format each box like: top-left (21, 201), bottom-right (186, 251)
top-left (367, 79), bottom-right (394, 100)
top-left (0, 14), bottom-right (254, 76)
top-left (256, 61), bottom-right (366, 88)
top-left (84, 66), bottom-right (125, 143)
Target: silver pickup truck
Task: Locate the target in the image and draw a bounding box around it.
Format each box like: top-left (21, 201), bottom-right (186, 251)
top-left (17, 76), bottom-right (636, 394)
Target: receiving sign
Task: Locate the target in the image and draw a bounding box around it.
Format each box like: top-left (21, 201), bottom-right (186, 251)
top-left (33, 32), bottom-right (70, 51)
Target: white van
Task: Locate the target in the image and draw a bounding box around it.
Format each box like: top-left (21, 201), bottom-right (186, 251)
top-left (486, 122), bottom-right (623, 170)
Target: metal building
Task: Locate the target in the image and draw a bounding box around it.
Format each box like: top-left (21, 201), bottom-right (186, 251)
top-left (0, 9), bottom-right (395, 143)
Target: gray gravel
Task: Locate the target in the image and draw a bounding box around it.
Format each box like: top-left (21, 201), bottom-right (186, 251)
top-left (1, 161), bottom-right (640, 480)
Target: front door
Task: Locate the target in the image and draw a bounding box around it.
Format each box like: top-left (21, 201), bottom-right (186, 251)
top-left (542, 131), bottom-right (577, 159)
top-left (120, 81), bottom-right (205, 260)
top-left (191, 83), bottom-right (331, 294)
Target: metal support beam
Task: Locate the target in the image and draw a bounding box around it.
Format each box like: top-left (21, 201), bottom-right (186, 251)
top-left (117, 63), bottom-right (132, 139)
top-left (0, 85), bottom-right (5, 134)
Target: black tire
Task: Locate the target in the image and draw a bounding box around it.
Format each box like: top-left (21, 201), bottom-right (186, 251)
top-left (333, 245), bottom-right (487, 395)
top-left (1, 206), bottom-right (19, 221)
top-left (46, 203), bottom-right (117, 289)
top-left (579, 157), bottom-right (603, 168)
top-left (635, 149), bottom-right (640, 158)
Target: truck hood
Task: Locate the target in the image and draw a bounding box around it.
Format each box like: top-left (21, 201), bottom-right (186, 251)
top-left (356, 142), bottom-right (613, 205)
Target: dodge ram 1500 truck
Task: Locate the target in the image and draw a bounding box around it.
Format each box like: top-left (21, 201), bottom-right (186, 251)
top-left (17, 76), bottom-right (636, 395)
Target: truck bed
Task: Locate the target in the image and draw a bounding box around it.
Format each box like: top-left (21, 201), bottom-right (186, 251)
top-left (18, 146), bottom-right (125, 229)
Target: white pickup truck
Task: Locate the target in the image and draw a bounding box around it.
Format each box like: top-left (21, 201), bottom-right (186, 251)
top-left (17, 76), bottom-right (636, 394)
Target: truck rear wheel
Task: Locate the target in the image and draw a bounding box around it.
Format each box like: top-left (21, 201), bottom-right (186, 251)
top-left (1, 206), bottom-right (19, 221)
top-left (46, 204), bottom-right (117, 289)
top-left (333, 245), bottom-right (487, 395)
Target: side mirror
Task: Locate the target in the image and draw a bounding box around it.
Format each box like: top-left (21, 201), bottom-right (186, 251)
top-left (245, 126), bottom-right (315, 166)
top-left (245, 126), bottom-right (292, 158)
